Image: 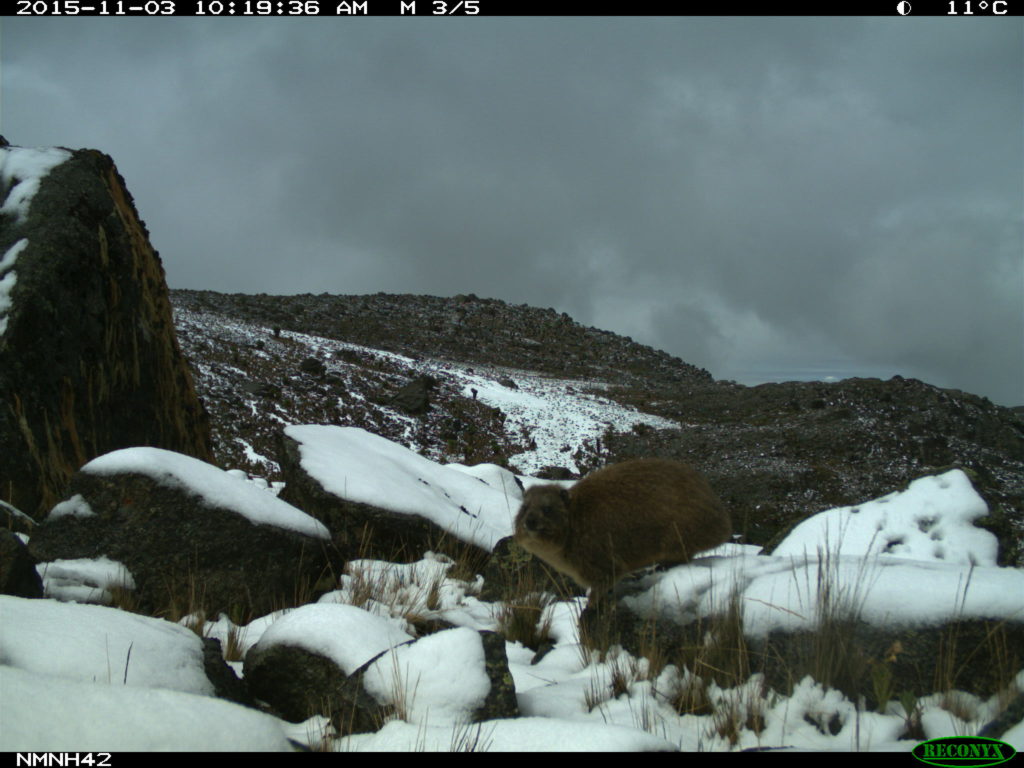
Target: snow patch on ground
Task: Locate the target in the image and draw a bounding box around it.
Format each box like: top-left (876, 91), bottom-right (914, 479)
top-left (362, 627), bottom-right (491, 724)
top-left (49, 493), bottom-right (95, 519)
top-left (333, 716), bottom-right (678, 751)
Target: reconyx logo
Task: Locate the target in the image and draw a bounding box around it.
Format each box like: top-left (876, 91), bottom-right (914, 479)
top-left (913, 737), bottom-right (1017, 767)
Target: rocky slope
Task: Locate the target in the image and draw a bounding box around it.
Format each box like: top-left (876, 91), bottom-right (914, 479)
top-left (169, 289), bottom-right (1024, 566)
top-left (171, 289), bottom-right (712, 388)
top-left (601, 375), bottom-right (1024, 564)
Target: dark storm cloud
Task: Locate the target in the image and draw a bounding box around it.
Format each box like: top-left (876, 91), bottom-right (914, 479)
top-left (2, 18), bottom-right (1021, 404)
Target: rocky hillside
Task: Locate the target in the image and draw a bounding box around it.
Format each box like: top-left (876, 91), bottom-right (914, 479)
top-left (169, 289), bottom-right (1024, 566)
top-left (171, 289), bottom-right (712, 388)
top-left (169, 289), bottom-right (695, 479)
top-left (601, 374), bottom-right (1024, 564)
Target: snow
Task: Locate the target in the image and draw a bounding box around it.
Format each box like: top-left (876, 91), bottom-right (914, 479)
top-left (748, 676), bottom-right (910, 752)
top-left (318, 553), bottom-right (489, 629)
top-left (0, 146), bottom-right (71, 221)
top-left (449, 367), bottom-right (679, 475)
top-left (0, 238), bottom-right (27, 273)
top-left (247, 603), bottom-right (413, 675)
top-left (362, 627), bottom-right (491, 724)
top-left (0, 239), bottom-right (27, 337)
top-left (49, 493), bottom-right (95, 519)
top-left (37, 557), bottom-right (136, 605)
top-left (0, 666), bottom-right (294, 752)
top-left (334, 716), bottom-right (677, 751)
top-left (772, 470), bottom-right (997, 566)
top-left (285, 424), bottom-right (521, 550)
top-left (0, 146), bottom-right (72, 338)
top-left (739, 555), bottom-right (1024, 634)
top-left (0, 597), bottom-right (212, 695)
top-left (81, 446), bottom-right (330, 540)
top-left (202, 608), bottom-right (292, 661)
top-left (233, 439), bottom-right (273, 471)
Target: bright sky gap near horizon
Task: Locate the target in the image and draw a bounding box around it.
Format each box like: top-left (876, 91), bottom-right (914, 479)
top-left (2, 18), bottom-right (1021, 406)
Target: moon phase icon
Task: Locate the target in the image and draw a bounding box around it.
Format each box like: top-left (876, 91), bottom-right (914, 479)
top-left (897, 0), bottom-right (912, 13)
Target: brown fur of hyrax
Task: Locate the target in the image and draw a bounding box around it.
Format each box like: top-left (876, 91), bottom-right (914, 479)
top-left (514, 459), bottom-right (731, 599)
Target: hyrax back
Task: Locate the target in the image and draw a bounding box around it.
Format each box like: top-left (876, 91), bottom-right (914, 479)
top-left (514, 459), bottom-right (730, 596)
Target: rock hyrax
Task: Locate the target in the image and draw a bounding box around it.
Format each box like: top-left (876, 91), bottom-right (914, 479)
top-left (514, 459), bottom-right (730, 599)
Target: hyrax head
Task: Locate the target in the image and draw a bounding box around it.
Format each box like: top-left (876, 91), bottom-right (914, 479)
top-left (514, 484), bottom-right (572, 548)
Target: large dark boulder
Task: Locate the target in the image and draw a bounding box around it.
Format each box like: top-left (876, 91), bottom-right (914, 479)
top-left (0, 144), bottom-right (213, 518)
top-left (389, 375), bottom-right (437, 416)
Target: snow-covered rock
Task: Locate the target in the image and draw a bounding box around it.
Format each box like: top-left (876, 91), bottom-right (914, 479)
top-left (29, 447), bottom-right (334, 616)
top-left (278, 425), bottom-right (522, 556)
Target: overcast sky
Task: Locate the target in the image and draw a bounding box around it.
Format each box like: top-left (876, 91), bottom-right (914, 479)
top-left (2, 18), bottom-right (1021, 405)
